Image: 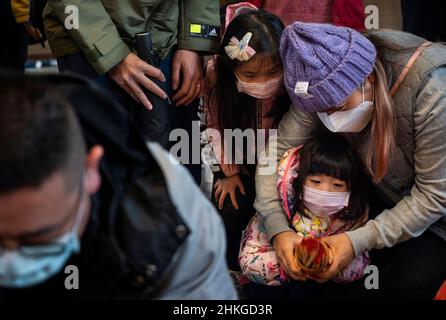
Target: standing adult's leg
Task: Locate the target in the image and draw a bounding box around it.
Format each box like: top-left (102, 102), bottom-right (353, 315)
top-left (168, 98), bottom-right (201, 184)
top-left (134, 49), bottom-right (172, 148)
top-left (0, 12), bottom-right (28, 72)
top-left (57, 51), bottom-right (170, 148)
top-left (167, 49), bottom-right (202, 184)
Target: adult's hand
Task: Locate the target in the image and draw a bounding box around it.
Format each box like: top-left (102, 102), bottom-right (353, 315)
top-left (214, 175), bottom-right (246, 210)
top-left (108, 52), bottom-right (167, 110)
top-left (23, 21), bottom-right (42, 42)
top-left (273, 231), bottom-right (306, 281)
top-left (305, 233), bottom-right (355, 283)
top-left (172, 49), bottom-right (203, 106)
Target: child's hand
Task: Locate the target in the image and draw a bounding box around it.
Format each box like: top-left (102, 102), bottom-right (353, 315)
top-left (305, 233), bottom-right (355, 283)
top-left (273, 232), bottom-right (306, 281)
top-left (214, 175), bottom-right (246, 210)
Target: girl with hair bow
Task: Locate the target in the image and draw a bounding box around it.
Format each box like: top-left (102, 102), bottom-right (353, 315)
top-left (201, 3), bottom-right (289, 271)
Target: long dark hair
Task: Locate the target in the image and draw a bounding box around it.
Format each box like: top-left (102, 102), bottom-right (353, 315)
top-left (293, 132), bottom-right (369, 222)
top-left (213, 9), bottom-right (290, 133)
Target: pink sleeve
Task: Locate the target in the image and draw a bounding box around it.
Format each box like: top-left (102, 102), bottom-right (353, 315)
top-left (203, 59), bottom-right (218, 130)
top-left (239, 215), bottom-right (286, 286)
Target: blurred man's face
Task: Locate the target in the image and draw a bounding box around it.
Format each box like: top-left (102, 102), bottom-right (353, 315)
top-left (0, 146), bottom-right (103, 250)
top-left (0, 172), bottom-right (88, 250)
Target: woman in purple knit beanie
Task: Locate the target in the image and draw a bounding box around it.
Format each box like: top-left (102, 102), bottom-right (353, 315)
top-left (251, 21), bottom-right (446, 299)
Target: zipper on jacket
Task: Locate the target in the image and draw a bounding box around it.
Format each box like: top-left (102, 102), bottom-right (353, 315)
top-left (256, 100), bottom-right (262, 130)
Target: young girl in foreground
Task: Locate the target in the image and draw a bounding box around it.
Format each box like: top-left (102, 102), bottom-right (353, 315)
top-left (239, 133), bottom-right (371, 285)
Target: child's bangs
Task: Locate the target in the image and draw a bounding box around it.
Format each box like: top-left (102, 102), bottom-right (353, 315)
top-left (307, 147), bottom-right (353, 186)
top-left (240, 53), bottom-right (281, 73)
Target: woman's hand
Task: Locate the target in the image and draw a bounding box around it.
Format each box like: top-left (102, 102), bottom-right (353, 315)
top-left (214, 175), bottom-right (246, 210)
top-left (272, 232), bottom-right (307, 281)
top-left (305, 233), bottom-right (355, 283)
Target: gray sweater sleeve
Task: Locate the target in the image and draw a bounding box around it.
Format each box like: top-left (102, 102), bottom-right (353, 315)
top-left (346, 67), bottom-right (446, 256)
top-left (254, 106), bottom-right (321, 242)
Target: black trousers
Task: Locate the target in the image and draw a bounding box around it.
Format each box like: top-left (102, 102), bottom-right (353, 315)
top-left (0, 13), bottom-right (28, 72)
top-left (211, 172), bottom-right (256, 271)
top-left (57, 51), bottom-right (171, 148)
top-left (57, 51), bottom-right (201, 184)
top-left (402, 0), bottom-right (446, 42)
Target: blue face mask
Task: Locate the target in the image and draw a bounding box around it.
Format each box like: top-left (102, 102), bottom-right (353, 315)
top-left (0, 179), bottom-right (86, 288)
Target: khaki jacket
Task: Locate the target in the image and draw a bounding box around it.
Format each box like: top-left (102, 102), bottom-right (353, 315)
top-left (44, 0), bottom-right (221, 74)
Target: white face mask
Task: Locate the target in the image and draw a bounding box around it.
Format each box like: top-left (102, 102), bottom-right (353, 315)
top-left (0, 177), bottom-right (86, 288)
top-left (235, 73), bottom-right (283, 100)
top-left (317, 84), bottom-right (374, 133)
top-left (302, 186), bottom-right (350, 217)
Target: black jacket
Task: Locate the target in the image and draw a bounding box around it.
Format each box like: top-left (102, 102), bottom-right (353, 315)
top-left (0, 1), bottom-right (11, 16)
top-left (0, 75), bottom-right (189, 299)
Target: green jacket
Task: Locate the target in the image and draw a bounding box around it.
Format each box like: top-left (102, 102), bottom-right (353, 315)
top-left (43, 0), bottom-right (221, 75)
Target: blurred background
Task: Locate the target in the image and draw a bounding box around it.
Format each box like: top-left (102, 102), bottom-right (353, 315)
top-left (1, 1), bottom-right (445, 78)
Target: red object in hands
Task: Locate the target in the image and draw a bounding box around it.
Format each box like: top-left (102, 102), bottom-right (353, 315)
top-left (434, 281), bottom-right (446, 300)
top-left (295, 236), bottom-right (333, 274)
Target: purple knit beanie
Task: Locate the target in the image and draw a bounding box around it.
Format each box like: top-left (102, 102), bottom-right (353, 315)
top-left (280, 22), bottom-right (377, 113)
